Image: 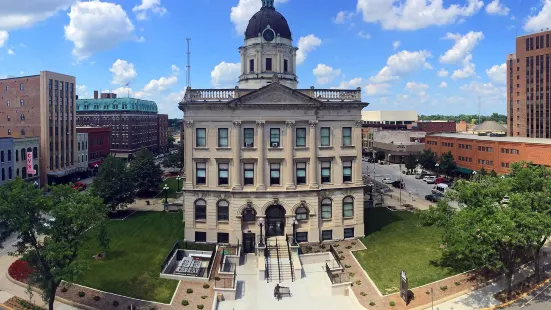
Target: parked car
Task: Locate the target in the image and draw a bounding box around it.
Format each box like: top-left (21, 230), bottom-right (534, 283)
top-left (501, 195), bottom-right (510, 204)
top-left (382, 177), bottom-right (393, 184)
top-left (415, 174), bottom-right (425, 179)
top-left (432, 184), bottom-right (449, 195)
top-left (423, 176), bottom-right (436, 183)
top-left (392, 180), bottom-right (405, 189)
top-left (72, 182), bottom-right (87, 191)
top-left (425, 193), bottom-right (442, 202)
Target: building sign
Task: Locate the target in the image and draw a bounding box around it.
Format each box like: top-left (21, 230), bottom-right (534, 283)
top-left (27, 152), bottom-right (36, 175)
top-left (400, 270), bottom-right (408, 304)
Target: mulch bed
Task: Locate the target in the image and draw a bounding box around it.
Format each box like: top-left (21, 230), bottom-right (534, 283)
top-left (494, 274), bottom-right (551, 303)
top-left (4, 296), bottom-right (45, 310)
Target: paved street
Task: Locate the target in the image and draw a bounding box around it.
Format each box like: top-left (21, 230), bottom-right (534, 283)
top-left (504, 281), bottom-right (551, 310)
top-left (0, 233), bottom-right (18, 257)
top-left (363, 161), bottom-right (434, 198)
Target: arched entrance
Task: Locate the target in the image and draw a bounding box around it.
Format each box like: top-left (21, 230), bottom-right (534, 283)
top-left (265, 205), bottom-right (286, 237)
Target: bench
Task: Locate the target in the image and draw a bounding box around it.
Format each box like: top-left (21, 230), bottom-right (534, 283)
top-left (274, 284), bottom-right (292, 300)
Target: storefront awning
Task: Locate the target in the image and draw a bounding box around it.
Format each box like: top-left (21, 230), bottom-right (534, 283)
top-left (88, 160), bottom-right (103, 169)
top-left (456, 167), bottom-right (474, 174)
top-left (113, 153), bottom-right (130, 159)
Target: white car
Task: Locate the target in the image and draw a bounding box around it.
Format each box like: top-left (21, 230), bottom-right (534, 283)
top-left (501, 196), bottom-right (510, 204)
top-left (382, 177), bottom-right (393, 184)
top-left (424, 176), bottom-right (436, 183)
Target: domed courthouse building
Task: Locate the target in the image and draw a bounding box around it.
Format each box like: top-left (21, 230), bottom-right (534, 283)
top-left (180, 0), bottom-right (369, 251)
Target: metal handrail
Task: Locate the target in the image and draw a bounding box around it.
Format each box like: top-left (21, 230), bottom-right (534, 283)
top-left (276, 238), bottom-right (282, 283)
top-left (264, 247), bottom-right (270, 283)
top-left (286, 237), bottom-right (295, 282)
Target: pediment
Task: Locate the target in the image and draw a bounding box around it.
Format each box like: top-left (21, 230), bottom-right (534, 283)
top-left (232, 83), bottom-right (320, 106)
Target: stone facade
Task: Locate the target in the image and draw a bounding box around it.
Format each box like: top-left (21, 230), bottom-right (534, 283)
top-left (13, 137), bottom-right (40, 186)
top-left (0, 138), bottom-right (14, 185)
top-left (77, 133), bottom-right (88, 172)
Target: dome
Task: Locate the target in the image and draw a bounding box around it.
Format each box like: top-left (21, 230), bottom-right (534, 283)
top-left (473, 121), bottom-right (507, 133)
top-left (244, 2), bottom-right (292, 40)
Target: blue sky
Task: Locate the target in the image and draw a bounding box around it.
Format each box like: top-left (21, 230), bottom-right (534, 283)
top-left (0, 0), bottom-right (550, 117)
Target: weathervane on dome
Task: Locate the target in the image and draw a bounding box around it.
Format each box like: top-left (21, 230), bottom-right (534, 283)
top-left (262, 0), bottom-right (275, 8)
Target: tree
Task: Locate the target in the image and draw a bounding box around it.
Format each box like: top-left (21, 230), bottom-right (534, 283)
top-left (479, 167), bottom-right (487, 175)
top-left (418, 149), bottom-right (437, 171)
top-left (130, 147), bottom-right (163, 195)
top-left (91, 156), bottom-right (136, 211)
top-left (404, 155), bottom-right (417, 173)
top-left (0, 179), bottom-right (106, 310)
top-left (98, 223), bottom-right (110, 257)
top-left (438, 151), bottom-right (456, 176)
top-left (162, 145), bottom-right (183, 171)
top-left (489, 170), bottom-right (498, 178)
top-left (375, 151), bottom-right (386, 161)
top-left (167, 135), bottom-right (175, 149)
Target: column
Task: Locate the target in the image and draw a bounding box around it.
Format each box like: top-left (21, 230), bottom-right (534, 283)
top-left (184, 120), bottom-right (194, 188)
top-left (355, 121), bottom-right (364, 185)
top-left (232, 121), bottom-right (242, 191)
top-left (308, 120), bottom-right (319, 189)
top-left (286, 121), bottom-right (295, 190)
top-left (256, 121), bottom-right (266, 191)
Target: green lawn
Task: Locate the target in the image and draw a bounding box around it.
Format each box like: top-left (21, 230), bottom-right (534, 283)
top-left (73, 211), bottom-right (184, 303)
top-left (354, 208), bottom-right (457, 294)
top-left (160, 177), bottom-right (182, 199)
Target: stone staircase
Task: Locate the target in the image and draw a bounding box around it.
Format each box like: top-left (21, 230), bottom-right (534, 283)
top-left (266, 236), bottom-right (294, 283)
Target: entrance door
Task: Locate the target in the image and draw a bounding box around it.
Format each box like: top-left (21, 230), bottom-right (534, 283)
top-left (265, 205), bottom-right (286, 238)
top-left (243, 233), bottom-right (255, 253)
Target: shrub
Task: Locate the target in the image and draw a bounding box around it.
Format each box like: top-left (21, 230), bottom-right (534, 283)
top-left (389, 301), bottom-right (396, 307)
top-left (149, 307), bottom-right (157, 310)
top-left (440, 285), bottom-right (448, 291)
top-left (203, 284), bottom-right (210, 289)
top-left (339, 255), bottom-right (345, 260)
top-left (344, 264), bottom-right (351, 268)
top-left (181, 300), bottom-right (189, 306)
top-left (349, 272), bottom-right (355, 277)
top-left (201, 295), bottom-right (208, 299)
top-left (345, 246), bottom-right (352, 249)
top-left (338, 250), bottom-right (344, 254)
top-left (334, 244), bottom-right (340, 247)
top-left (78, 291), bottom-right (85, 298)
top-left (197, 305), bottom-right (204, 310)
top-left (350, 242), bottom-right (356, 246)
top-left (360, 292), bottom-right (367, 296)
top-left (93, 296), bottom-right (100, 301)
top-left (455, 281), bottom-right (461, 286)
top-left (320, 245), bottom-right (326, 249)
top-left (8, 260), bottom-right (33, 282)
top-left (214, 276), bottom-right (221, 281)
top-left (61, 287), bottom-right (68, 293)
top-left (369, 302), bottom-right (376, 306)
top-left (113, 301), bottom-right (120, 307)
top-left (355, 280), bottom-right (362, 285)
top-left (425, 290), bottom-right (430, 295)
top-left (186, 288), bottom-right (193, 294)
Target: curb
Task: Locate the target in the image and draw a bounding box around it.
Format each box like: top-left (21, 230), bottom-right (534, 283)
top-left (409, 288), bottom-right (472, 310)
top-left (480, 276), bottom-right (551, 310)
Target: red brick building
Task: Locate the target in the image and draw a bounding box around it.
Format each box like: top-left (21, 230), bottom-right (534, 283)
top-left (158, 114), bottom-right (168, 152)
top-left (414, 121), bottom-right (456, 133)
top-left (76, 127), bottom-right (111, 168)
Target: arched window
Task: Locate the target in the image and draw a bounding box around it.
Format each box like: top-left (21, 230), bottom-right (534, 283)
top-left (16, 168), bottom-right (19, 177)
top-left (78, 142), bottom-right (81, 151)
top-left (22, 167), bottom-right (27, 179)
top-left (20, 149), bottom-right (25, 161)
top-left (343, 196), bottom-right (354, 218)
top-left (195, 199), bottom-right (206, 221)
top-left (34, 165), bottom-right (38, 176)
top-left (15, 150), bottom-right (18, 162)
top-left (295, 206), bottom-right (308, 221)
top-left (33, 147), bottom-right (37, 159)
top-left (242, 207), bottom-right (256, 222)
top-left (217, 200), bottom-right (229, 221)
top-left (8, 167), bottom-right (12, 179)
top-left (321, 198), bottom-right (332, 219)
top-left (1, 168), bottom-right (4, 181)
top-left (7, 150), bottom-right (11, 162)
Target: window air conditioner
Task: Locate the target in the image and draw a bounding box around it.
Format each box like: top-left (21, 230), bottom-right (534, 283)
top-left (271, 142), bottom-right (279, 148)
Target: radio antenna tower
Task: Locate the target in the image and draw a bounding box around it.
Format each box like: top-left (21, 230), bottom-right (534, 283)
top-left (186, 38), bottom-right (191, 88)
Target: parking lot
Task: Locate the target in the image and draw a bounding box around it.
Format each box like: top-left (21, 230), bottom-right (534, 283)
top-left (363, 161), bottom-right (436, 198)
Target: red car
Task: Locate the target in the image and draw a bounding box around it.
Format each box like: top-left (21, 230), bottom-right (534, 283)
top-left (435, 177), bottom-right (451, 184)
top-left (72, 182), bottom-right (87, 191)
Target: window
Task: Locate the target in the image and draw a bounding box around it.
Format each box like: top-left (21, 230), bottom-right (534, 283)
top-left (295, 232), bottom-right (308, 243)
top-left (344, 228), bottom-right (354, 239)
top-left (270, 128), bottom-right (280, 147)
top-left (343, 161), bottom-right (352, 183)
top-left (20, 83), bottom-right (24, 91)
top-left (20, 99), bottom-right (24, 107)
top-left (296, 206), bottom-right (308, 220)
top-left (195, 232), bottom-right (207, 242)
top-left (15, 150), bottom-right (18, 162)
top-left (217, 200), bottom-right (229, 221)
top-left (249, 59), bottom-right (255, 72)
top-left (266, 58), bottom-right (272, 71)
top-left (6, 100), bottom-right (10, 107)
top-left (320, 127), bottom-right (330, 146)
top-left (296, 162), bottom-right (306, 184)
top-left (7, 129), bottom-right (10, 136)
top-left (217, 233), bottom-right (229, 244)
top-left (195, 199), bottom-right (207, 221)
top-left (7, 150), bottom-right (10, 162)
top-left (321, 198), bottom-right (332, 219)
top-left (196, 128), bottom-right (206, 147)
top-left (284, 59), bottom-right (288, 73)
top-left (20, 167), bottom-right (26, 178)
top-left (16, 168), bottom-right (19, 177)
top-left (1, 168), bottom-right (4, 181)
top-left (321, 230), bottom-right (332, 241)
top-left (244, 128), bottom-right (254, 147)
top-left (196, 162), bottom-right (206, 184)
top-left (243, 208), bottom-right (256, 222)
top-left (4, 85), bottom-right (7, 92)
top-left (342, 127), bottom-right (352, 146)
top-left (270, 163), bottom-right (280, 185)
top-left (296, 128), bottom-right (306, 147)
top-left (20, 114), bottom-right (24, 121)
top-left (321, 161), bottom-right (331, 183)
top-left (8, 167), bottom-right (12, 180)
top-left (0, 151), bottom-right (3, 162)
top-left (244, 163), bottom-right (254, 185)
top-left (218, 163), bottom-right (229, 185)
top-left (218, 128), bottom-right (228, 147)
top-left (343, 196), bottom-right (354, 217)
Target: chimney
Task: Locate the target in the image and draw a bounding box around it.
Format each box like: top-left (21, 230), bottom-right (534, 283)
top-left (94, 90), bottom-right (98, 99)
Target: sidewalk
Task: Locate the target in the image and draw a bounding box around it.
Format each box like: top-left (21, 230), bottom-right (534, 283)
top-left (427, 242), bottom-right (551, 310)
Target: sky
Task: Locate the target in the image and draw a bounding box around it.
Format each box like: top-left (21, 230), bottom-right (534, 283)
top-left (0, 0), bottom-right (550, 118)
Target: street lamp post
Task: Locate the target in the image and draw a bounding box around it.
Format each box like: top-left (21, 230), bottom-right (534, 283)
top-left (371, 149), bottom-right (376, 178)
top-left (94, 164), bottom-right (99, 176)
top-left (258, 218), bottom-right (265, 247)
top-left (292, 217), bottom-right (298, 246)
top-left (435, 163), bottom-right (440, 177)
top-left (163, 184), bottom-right (169, 204)
top-left (399, 156), bottom-right (404, 205)
top-left (176, 175), bottom-right (183, 193)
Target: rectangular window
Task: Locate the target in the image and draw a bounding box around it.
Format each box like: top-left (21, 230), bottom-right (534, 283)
top-left (320, 127), bottom-right (330, 146)
top-left (266, 58), bottom-right (272, 71)
top-left (195, 232), bottom-right (207, 242)
top-left (244, 163), bottom-right (254, 185)
top-left (196, 128), bottom-right (206, 147)
top-left (296, 162), bottom-right (307, 185)
top-left (244, 128), bottom-right (254, 147)
top-left (196, 162), bottom-right (206, 185)
top-left (284, 59), bottom-right (288, 73)
top-left (321, 161), bottom-right (331, 183)
top-left (344, 228), bottom-right (354, 239)
top-left (270, 128), bottom-right (280, 147)
top-left (296, 128), bottom-right (306, 147)
top-left (295, 232), bottom-right (308, 243)
top-left (342, 127), bottom-right (352, 146)
top-left (343, 161), bottom-right (352, 182)
top-left (218, 128), bottom-right (228, 147)
top-left (249, 59), bottom-right (255, 72)
top-left (218, 163), bottom-right (229, 185)
top-left (270, 163), bottom-right (280, 185)
top-left (20, 99), bottom-right (24, 106)
top-left (217, 203), bottom-right (229, 221)
top-left (217, 233), bottom-right (229, 244)
top-left (0, 151), bottom-right (3, 162)
top-left (20, 83), bottom-right (24, 91)
top-left (321, 230), bottom-right (332, 241)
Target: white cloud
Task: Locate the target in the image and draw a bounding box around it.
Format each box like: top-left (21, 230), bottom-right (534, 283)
top-left (370, 50), bottom-right (432, 83)
top-left (335, 10), bottom-right (355, 24)
top-left (132, 0), bottom-right (167, 21)
top-left (356, 0), bottom-right (483, 31)
top-left (211, 62), bottom-right (241, 88)
top-left (365, 83), bottom-right (390, 96)
top-left (0, 0), bottom-right (75, 30)
top-left (439, 31), bottom-right (484, 64)
top-left (7, 49), bottom-right (15, 55)
top-left (0, 31), bottom-right (8, 48)
top-left (333, 77), bottom-right (364, 89)
top-left (64, 1), bottom-right (135, 61)
top-left (142, 76), bottom-right (178, 94)
top-left (230, 0), bottom-right (288, 34)
top-left (171, 65), bottom-right (180, 75)
top-left (405, 81), bottom-right (429, 90)
top-left (393, 40), bottom-right (400, 50)
top-left (439, 81), bottom-right (448, 88)
top-left (110, 59), bottom-right (137, 85)
top-left (524, 0), bottom-right (551, 32)
top-left (76, 85), bottom-right (88, 98)
top-left (486, 63), bottom-right (506, 84)
top-left (357, 31), bottom-right (371, 39)
top-left (451, 55), bottom-right (476, 79)
top-left (296, 34), bottom-right (322, 65)
top-left (112, 86), bottom-right (135, 98)
top-left (485, 0), bottom-right (509, 15)
top-left (460, 81), bottom-right (506, 100)
top-left (313, 64), bottom-right (341, 85)
top-left (437, 68), bottom-right (449, 77)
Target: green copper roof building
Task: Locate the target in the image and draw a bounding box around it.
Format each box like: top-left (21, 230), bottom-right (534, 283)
top-left (76, 98), bottom-right (158, 113)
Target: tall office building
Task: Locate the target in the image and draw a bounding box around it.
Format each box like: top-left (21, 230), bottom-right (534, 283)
top-left (507, 30), bottom-right (551, 137)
